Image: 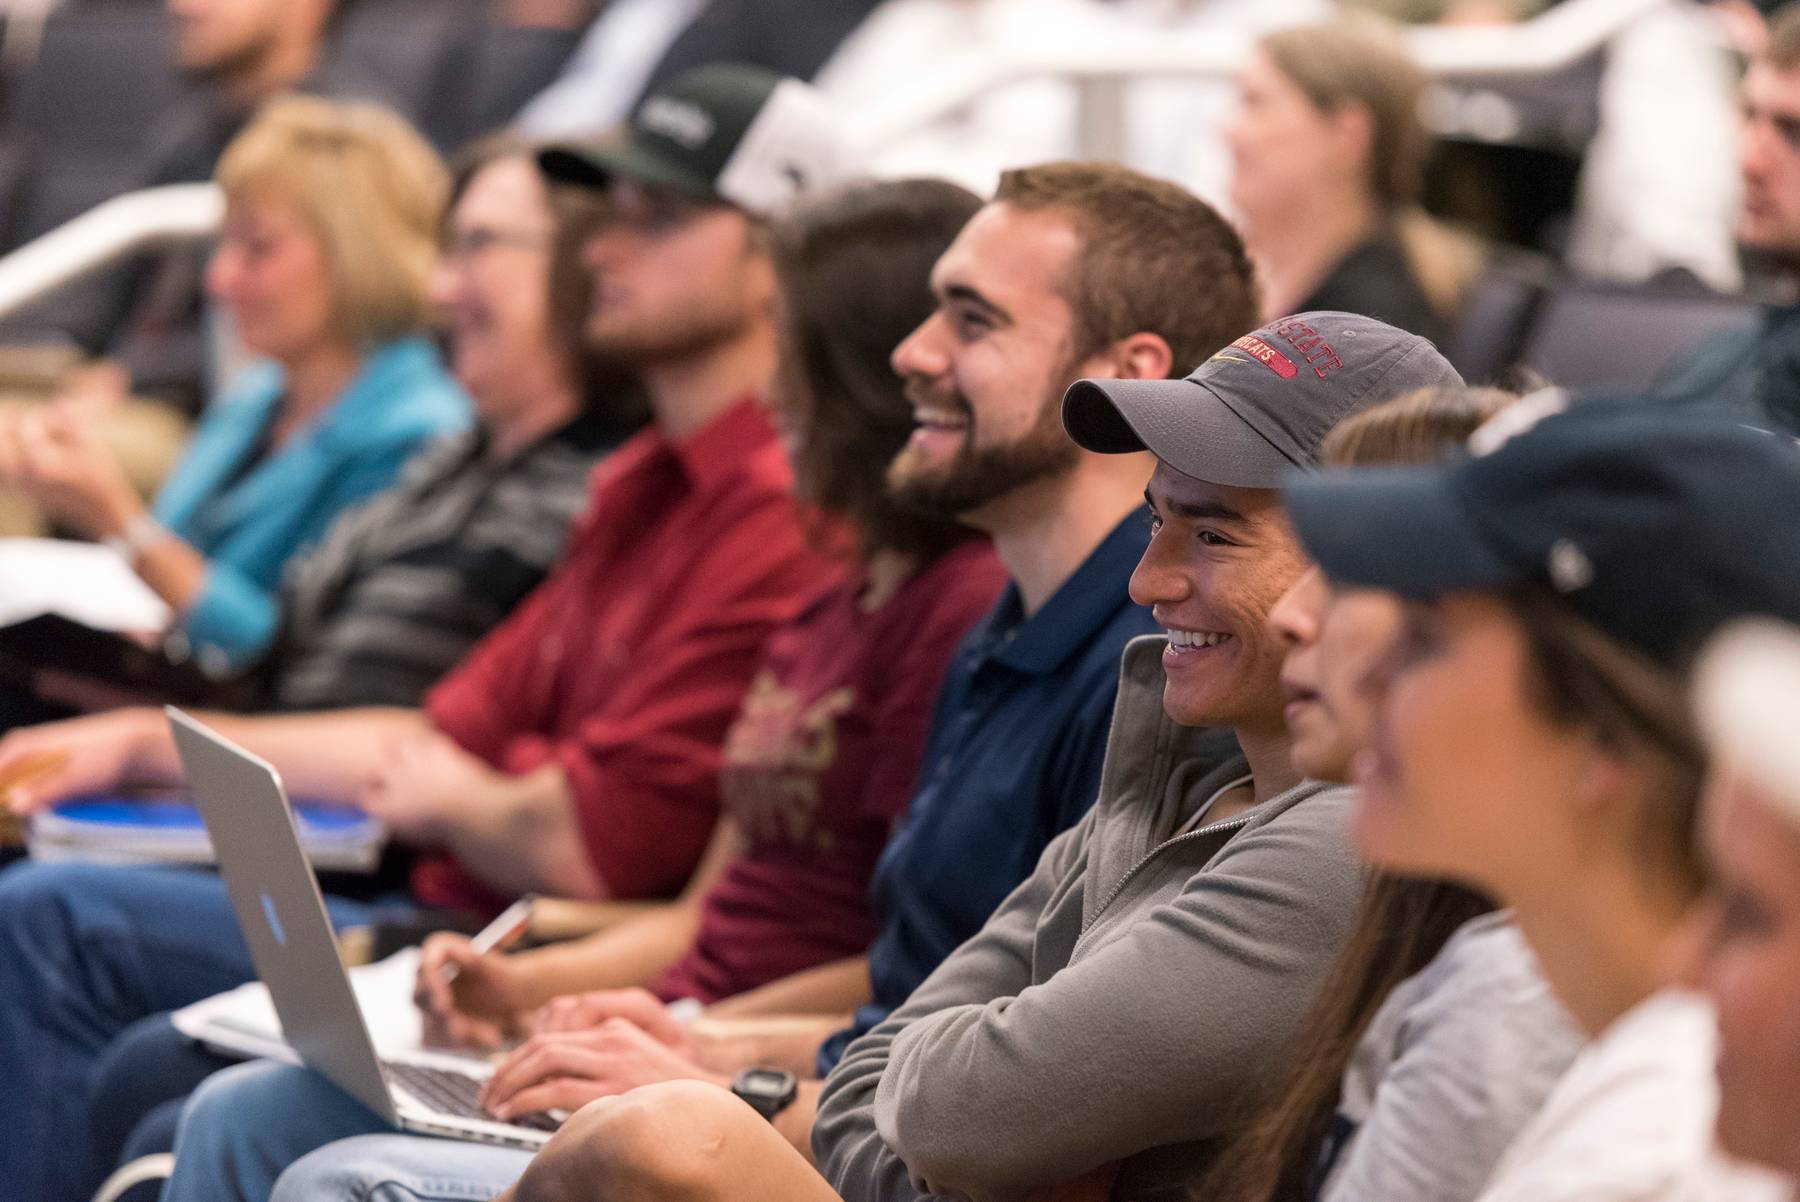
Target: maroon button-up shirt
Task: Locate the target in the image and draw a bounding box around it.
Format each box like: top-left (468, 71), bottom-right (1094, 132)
top-left (417, 398), bottom-right (846, 913)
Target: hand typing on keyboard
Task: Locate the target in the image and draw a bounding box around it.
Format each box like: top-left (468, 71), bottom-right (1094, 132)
top-left (478, 1018), bottom-right (729, 1122)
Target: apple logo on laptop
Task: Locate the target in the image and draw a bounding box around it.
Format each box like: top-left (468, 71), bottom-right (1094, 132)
top-left (261, 892), bottom-right (288, 947)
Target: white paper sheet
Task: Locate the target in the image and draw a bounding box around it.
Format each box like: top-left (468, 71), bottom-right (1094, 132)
top-left (0, 537), bottom-right (171, 631)
top-left (171, 947), bottom-right (426, 1063)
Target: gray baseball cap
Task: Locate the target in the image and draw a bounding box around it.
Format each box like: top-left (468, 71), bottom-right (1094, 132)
top-left (1062, 312), bottom-right (1462, 487)
top-left (538, 63), bottom-right (850, 218)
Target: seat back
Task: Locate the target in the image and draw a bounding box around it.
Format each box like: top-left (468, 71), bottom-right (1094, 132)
top-left (1518, 282), bottom-right (1758, 393)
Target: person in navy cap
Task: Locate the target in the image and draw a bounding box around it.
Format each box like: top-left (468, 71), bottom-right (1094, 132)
top-left (1284, 405), bottom-right (1800, 1202)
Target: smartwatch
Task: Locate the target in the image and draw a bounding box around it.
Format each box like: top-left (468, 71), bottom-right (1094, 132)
top-left (731, 1067), bottom-right (799, 1121)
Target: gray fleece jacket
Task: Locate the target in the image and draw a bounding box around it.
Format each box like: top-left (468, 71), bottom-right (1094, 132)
top-left (813, 636), bottom-right (1366, 1202)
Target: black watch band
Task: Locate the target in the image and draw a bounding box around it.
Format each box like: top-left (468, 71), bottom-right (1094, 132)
top-left (731, 1067), bottom-right (799, 1121)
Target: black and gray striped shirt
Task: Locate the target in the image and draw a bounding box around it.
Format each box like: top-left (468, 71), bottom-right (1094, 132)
top-left (248, 410), bottom-right (622, 711)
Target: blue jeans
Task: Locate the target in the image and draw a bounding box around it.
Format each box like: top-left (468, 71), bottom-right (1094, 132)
top-left (275, 1134), bottom-right (532, 1202)
top-left (164, 1060), bottom-right (530, 1202)
top-left (0, 861), bottom-right (373, 1202)
top-left (90, 1015), bottom-right (237, 1176)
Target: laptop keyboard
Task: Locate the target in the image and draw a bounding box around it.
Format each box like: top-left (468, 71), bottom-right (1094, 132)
top-left (382, 1061), bottom-right (562, 1133)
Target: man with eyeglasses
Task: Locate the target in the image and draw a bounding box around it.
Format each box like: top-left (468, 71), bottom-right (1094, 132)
top-left (0, 64), bottom-right (850, 1202)
top-left (1639, 4), bottom-right (1800, 437)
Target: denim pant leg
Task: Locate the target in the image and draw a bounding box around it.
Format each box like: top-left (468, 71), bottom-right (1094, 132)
top-left (90, 1014), bottom-right (239, 1173)
top-left (164, 1059), bottom-right (400, 1202)
top-left (272, 1133), bottom-right (534, 1202)
top-left (0, 860), bottom-right (372, 1202)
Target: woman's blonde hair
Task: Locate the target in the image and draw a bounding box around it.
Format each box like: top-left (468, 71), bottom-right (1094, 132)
top-left (216, 95), bottom-right (448, 347)
top-left (1259, 21), bottom-right (1484, 319)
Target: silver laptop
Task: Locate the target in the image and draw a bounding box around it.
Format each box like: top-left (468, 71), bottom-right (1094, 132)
top-left (167, 706), bottom-right (558, 1149)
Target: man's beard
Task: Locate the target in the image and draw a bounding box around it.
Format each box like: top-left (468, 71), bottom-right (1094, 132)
top-left (887, 384), bottom-right (1080, 519)
top-left (585, 300), bottom-right (751, 368)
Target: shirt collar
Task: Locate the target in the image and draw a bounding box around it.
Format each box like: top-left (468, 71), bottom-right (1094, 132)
top-left (663, 396), bottom-right (777, 491)
top-left (986, 509), bottom-right (1150, 675)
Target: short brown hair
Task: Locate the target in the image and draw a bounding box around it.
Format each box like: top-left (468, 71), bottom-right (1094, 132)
top-left (217, 95), bottom-right (447, 348)
top-left (1765, 3), bottom-right (1800, 70)
top-left (993, 161), bottom-right (1260, 377)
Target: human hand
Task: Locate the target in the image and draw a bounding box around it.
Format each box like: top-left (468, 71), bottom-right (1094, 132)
top-left (0, 707), bottom-right (159, 815)
top-left (479, 1018), bottom-right (726, 1121)
top-left (414, 931), bottom-right (531, 1051)
top-left (0, 403), bottom-right (141, 539)
top-left (54, 361), bottom-right (130, 422)
top-left (359, 731), bottom-right (497, 842)
top-left (530, 987), bottom-right (693, 1051)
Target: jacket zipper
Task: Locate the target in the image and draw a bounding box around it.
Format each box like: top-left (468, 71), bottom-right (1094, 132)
top-left (1072, 812), bottom-right (1257, 959)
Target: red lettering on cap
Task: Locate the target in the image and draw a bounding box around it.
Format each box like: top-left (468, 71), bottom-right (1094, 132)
top-left (1230, 335), bottom-right (1298, 380)
top-left (1267, 319), bottom-right (1344, 379)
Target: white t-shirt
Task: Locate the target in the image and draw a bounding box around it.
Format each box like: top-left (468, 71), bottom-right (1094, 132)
top-left (1475, 990), bottom-right (1796, 1202)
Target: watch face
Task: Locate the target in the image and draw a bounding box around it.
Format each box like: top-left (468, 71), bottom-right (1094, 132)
top-left (732, 1066), bottom-right (798, 1119)
top-left (738, 1069), bottom-right (788, 1097)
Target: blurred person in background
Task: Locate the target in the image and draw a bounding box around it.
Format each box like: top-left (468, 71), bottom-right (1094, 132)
top-left (1203, 385), bottom-right (1585, 1202)
top-left (814, 0), bottom-right (1328, 201)
top-left (240, 132), bottom-right (643, 714)
top-left (514, 0), bottom-right (881, 139)
top-left (22, 0), bottom-right (356, 415)
top-left (1285, 406), bottom-right (1800, 1202)
top-left (0, 63), bottom-right (846, 1202)
top-left (0, 95), bottom-right (468, 682)
top-left (1645, 2), bottom-right (1800, 436)
top-left (1680, 619), bottom-right (1800, 1184)
top-left (1226, 21), bottom-right (1481, 347)
top-left (155, 173), bottom-right (1009, 1202)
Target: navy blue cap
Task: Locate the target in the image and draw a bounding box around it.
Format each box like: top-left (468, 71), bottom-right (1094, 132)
top-left (1285, 405), bottom-right (1800, 668)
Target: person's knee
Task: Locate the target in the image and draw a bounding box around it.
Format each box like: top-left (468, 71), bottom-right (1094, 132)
top-left (176, 1060), bottom-right (310, 1155)
top-left (0, 862), bottom-right (100, 986)
top-left (529, 1081), bottom-right (758, 1202)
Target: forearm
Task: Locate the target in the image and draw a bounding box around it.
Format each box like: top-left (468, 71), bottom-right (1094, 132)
top-left (772, 1079), bottom-right (824, 1161)
top-left (702, 957), bottom-right (870, 1019)
top-left (687, 1014), bottom-right (848, 1078)
top-left (83, 704), bottom-right (421, 801)
top-left (508, 902), bottom-right (701, 1008)
top-left (440, 762), bottom-right (603, 900)
top-left (125, 526), bottom-right (209, 617)
top-left (198, 707), bottom-right (429, 802)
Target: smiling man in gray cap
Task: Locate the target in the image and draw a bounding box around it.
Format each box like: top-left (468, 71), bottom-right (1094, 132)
top-left (494, 312), bottom-right (1462, 1202)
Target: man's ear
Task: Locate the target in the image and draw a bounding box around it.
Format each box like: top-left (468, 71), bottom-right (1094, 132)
top-left (1109, 332), bottom-right (1175, 382)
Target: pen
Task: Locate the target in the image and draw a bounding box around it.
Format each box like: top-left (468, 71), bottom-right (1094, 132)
top-left (441, 894), bottom-right (535, 985)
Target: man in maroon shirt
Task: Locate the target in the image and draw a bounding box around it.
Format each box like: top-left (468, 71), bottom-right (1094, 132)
top-left (0, 66), bottom-right (855, 1194)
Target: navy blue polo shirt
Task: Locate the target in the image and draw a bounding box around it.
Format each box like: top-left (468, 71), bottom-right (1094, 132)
top-left (817, 511), bottom-right (1158, 1074)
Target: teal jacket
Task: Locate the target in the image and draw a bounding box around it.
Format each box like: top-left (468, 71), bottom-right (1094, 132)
top-left (152, 336), bottom-right (469, 667)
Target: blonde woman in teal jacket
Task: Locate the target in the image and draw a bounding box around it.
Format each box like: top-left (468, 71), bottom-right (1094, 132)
top-left (0, 97), bottom-right (468, 669)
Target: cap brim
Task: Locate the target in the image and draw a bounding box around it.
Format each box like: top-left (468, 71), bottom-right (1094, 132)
top-left (1285, 465), bottom-right (1520, 598)
top-left (537, 140), bottom-right (720, 204)
top-left (1062, 377), bottom-right (1299, 489)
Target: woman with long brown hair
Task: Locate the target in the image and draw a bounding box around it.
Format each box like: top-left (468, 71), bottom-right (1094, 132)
top-left (1226, 21), bottom-right (1481, 345)
top-left (1282, 406), bottom-right (1800, 1202)
top-left (1212, 385), bottom-right (1585, 1202)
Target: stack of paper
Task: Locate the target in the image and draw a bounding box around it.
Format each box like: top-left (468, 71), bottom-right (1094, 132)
top-left (29, 795), bottom-right (386, 872)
